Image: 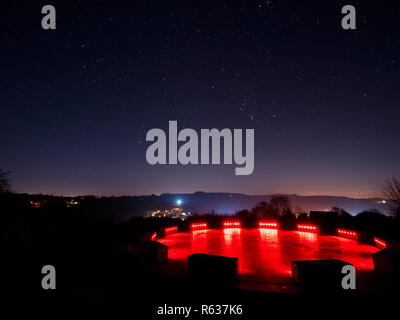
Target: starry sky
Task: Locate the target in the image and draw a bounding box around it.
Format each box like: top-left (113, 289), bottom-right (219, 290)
top-left (1, 0), bottom-right (399, 197)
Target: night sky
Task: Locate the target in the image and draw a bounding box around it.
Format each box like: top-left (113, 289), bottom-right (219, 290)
top-left (1, 1), bottom-right (399, 197)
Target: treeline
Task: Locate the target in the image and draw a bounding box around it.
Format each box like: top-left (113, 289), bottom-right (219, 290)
top-left (2, 193), bottom-right (400, 254)
top-left (185, 196), bottom-right (400, 241)
top-left (0, 192), bottom-right (172, 222)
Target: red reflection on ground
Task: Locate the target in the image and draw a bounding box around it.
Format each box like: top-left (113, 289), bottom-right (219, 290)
top-left (259, 228), bottom-right (278, 243)
top-left (158, 229), bottom-right (379, 288)
top-left (298, 230), bottom-right (318, 248)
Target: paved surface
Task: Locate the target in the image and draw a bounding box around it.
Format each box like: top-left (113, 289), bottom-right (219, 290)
top-left (157, 229), bottom-right (379, 292)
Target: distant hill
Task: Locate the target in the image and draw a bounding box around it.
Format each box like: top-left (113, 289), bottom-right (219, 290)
top-left (9, 192), bottom-right (389, 221)
top-left (157, 192), bottom-right (389, 217)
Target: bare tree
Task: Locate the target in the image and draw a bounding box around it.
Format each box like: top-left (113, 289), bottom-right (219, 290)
top-left (383, 176), bottom-right (400, 208)
top-left (293, 206), bottom-right (304, 217)
top-left (270, 196), bottom-right (291, 215)
top-left (251, 201), bottom-right (279, 218)
top-left (332, 206), bottom-right (351, 217)
top-left (0, 169), bottom-right (11, 193)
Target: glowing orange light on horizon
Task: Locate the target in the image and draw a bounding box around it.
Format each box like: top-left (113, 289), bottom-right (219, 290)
top-left (374, 236), bottom-right (387, 249)
top-left (297, 224), bottom-right (318, 233)
top-left (337, 228), bottom-right (358, 240)
top-left (258, 221), bottom-right (279, 229)
top-left (223, 221), bottom-right (241, 228)
top-left (191, 223), bottom-right (207, 230)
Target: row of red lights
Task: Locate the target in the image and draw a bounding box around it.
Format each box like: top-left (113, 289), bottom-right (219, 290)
top-left (191, 223), bottom-right (208, 230)
top-left (337, 228), bottom-right (358, 239)
top-left (297, 224), bottom-right (318, 232)
top-left (258, 221), bottom-right (279, 229)
top-left (223, 221), bottom-right (241, 228)
top-left (165, 226), bottom-right (178, 234)
top-left (374, 236), bottom-right (387, 249)
top-left (158, 223), bottom-right (389, 249)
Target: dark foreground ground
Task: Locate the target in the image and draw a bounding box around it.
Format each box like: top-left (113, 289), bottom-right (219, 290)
top-left (5, 235), bottom-right (400, 318)
top-left (3, 196), bottom-right (400, 317)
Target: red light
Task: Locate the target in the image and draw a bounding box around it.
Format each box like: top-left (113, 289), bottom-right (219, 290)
top-left (337, 228), bottom-right (358, 240)
top-left (258, 221), bottom-right (279, 229)
top-left (223, 221), bottom-right (241, 228)
top-left (191, 223), bottom-right (208, 230)
top-left (374, 237), bottom-right (387, 249)
top-left (165, 226), bottom-right (178, 234)
top-left (297, 224), bottom-right (318, 233)
top-left (151, 232), bottom-right (157, 241)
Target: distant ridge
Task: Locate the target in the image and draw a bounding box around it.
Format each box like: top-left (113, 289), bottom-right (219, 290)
top-left (157, 192), bottom-right (389, 216)
top-left (16, 191), bottom-right (389, 221)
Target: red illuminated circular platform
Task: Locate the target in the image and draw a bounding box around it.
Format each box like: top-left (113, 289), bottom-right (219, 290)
top-left (157, 228), bottom-right (380, 292)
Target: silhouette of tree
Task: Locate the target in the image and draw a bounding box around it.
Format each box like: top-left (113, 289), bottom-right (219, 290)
top-left (293, 206), bottom-right (304, 217)
top-left (332, 206), bottom-right (351, 217)
top-left (250, 201), bottom-right (279, 218)
top-left (384, 177), bottom-right (400, 214)
top-left (251, 201), bottom-right (266, 218)
top-left (0, 169), bottom-right (11, 193)
top-left (270, 196), bottom-right (291, 215)
top-left (297, 212), bottom-right (309, 223)
top-left (235, 209), bottom-right (253, 226)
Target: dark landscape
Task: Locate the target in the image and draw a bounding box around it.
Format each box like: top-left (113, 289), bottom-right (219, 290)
top-left (1, 0), bottom-right (400, 316)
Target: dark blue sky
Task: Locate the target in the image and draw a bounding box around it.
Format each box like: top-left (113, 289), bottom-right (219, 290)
top-left (1, 1), bottom-right (399, 197)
